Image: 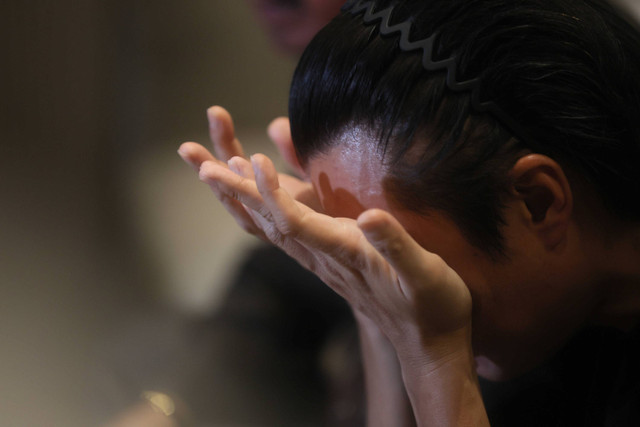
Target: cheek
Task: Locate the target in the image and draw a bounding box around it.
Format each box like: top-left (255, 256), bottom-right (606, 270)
top-left (397, 212), bottom-right (496, 327)
top-left (400, 213), bottom-right (489, 282)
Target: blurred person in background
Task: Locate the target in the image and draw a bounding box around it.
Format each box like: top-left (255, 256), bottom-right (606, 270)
top-left (248, 0), bottom-right (347, 54)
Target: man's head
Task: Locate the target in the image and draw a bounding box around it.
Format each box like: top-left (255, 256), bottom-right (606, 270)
top-left (247, 0), bottom-right (346, 54)
top-left (290, 0), bottom-right (640, 257)
top-left (288, 0), bottom-right (640, 378)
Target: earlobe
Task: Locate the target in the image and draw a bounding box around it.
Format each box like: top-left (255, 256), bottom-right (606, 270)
top-left (510, 154), bottom-right (573, 249)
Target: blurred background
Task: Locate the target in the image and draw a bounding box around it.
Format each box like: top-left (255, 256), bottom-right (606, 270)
top-left (2, 1), bottom-right (297, 426)
top-left (2, 1), bottom-right (639, 426)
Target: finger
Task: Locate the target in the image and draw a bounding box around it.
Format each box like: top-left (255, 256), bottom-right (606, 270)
top-left (359, 209), bottom-right (473, 335)
top-left (251, 154), bottom-right (384, 302)
top-left (178, 141), bottom-right (217, 172)
top-left (205, 157), bottom-right (313, 259)
top-left (251, 153), bottom-right (362, 257)
top-left (207, 106), bottom-right (246, 161)
top-left (227, 156), bottom-right (255, 180)
top-left (267, 117), bottom-right (306, 178)
top-left (357, 209), bottom-right (448, 290)
top-left (200, 158), bottom-right (272, 220)
top-left (227, 156), bottom-right (268, 233)
top-left (198, 161), bottom-right (265, 238)
top-left (251, 153), bottom-right (308, 236)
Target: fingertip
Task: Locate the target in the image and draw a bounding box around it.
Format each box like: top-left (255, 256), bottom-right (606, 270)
top-left (198, 160), bottom-right (216, 181)
top-left (357, 209), bottom-right (393, 233)
top-left (177, 143), bottom-right (189, 158)
top-left (206, 106), bottom-right (217, 125)
top-left (179, 142), bottom-right (210, 171)
top-left (178, 141), bottom-right (195, 154)
top-left (251, 154), bottom-right (279, 191)
top-left (227, 156), bottom-right (246, 176)
top-left (250, 152), bottom-right (266, 167)
top-left (267, 117), bottom-right (290, 141)
top-left (250, 154), bottom-right (263, 178)
top-left (358, 210), bottom-right (412, 262)
top-left (207, 106), bottom-right (234, 135)
top-left (206, 105), bottom-right (225, 119)
top-left (227, 156), bottom-right (239, 169)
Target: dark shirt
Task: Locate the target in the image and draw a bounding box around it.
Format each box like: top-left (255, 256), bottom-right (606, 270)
top-left (481, 325), bottom-right (640, 426)
top-left (217, 245), bottom-right (640, 426)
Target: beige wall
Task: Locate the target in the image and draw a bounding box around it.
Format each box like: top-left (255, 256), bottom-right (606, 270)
top-left (1, 1), bottom-right (295, 426)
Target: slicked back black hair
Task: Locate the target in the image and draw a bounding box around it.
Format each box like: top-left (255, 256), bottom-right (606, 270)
top-left (289, 0), bottom-right (640, 257)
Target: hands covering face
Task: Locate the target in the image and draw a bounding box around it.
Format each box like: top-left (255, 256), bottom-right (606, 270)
top-left (178, 106), bottom-right (473, 364)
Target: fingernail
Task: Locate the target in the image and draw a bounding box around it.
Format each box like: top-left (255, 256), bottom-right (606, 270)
top-left (228, 157), bottom-right (239, 174)
top-left (250, 155), bottom-right (262, 179)
top-left (198, 167), bottom-right (208, 181)
top-left (198, 161), bottom-right (213, 180)
top-left (207, 107), bottom-right (217, 128)
top-left (177, 148), bottom-right (195, 167)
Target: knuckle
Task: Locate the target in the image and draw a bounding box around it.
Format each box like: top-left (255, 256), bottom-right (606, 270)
top-left (264, 226), bottom-right (284, 246)
top-left (277, 212), bottom-right (302, 238)
top-left (228, 190), bottom-right (242, 203)
top-left (377, 237), bottom-right (404, 259)
top-left (342, 244), bottom-right (367, 270)
top-left (257, 206), bottom-right (273, 221)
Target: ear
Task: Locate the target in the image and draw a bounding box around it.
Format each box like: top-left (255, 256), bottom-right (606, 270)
top-left (509, 154), bottom-right (573, 249)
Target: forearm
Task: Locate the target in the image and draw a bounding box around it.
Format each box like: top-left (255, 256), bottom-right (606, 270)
top-left (356, 313), bottom-right (416, 427)
top-left (396, 329), bottom-right (489, 427)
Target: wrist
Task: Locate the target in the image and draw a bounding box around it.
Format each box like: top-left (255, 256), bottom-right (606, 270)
top-left (394, 328), bottom-right (488, 427)
top-left (354, 310), bottom-right (474, 373)
top-left (394, 326), bottom-right (473, 373)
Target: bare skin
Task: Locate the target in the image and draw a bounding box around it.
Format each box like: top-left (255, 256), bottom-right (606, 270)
top-left (178, 106), bottom-right (640, 426)
top-left (179, 106), bottom-right (488, 426)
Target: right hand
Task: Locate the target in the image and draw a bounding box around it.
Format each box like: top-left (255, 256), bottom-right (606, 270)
top-left (177, 106), bottom-right (321, 237)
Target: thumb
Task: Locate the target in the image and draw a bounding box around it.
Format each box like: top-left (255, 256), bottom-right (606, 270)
top-left (358, 209), bottom-right (472, 334)
top-left (267, 117), bottom-right (306, 178)
top-left (357, 209), bottom-right (448, 284)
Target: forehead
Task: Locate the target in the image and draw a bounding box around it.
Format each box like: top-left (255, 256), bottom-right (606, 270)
top-left (306, 133), bottom-right (486, 270)
top-left (306, 131), bottom-right (391, 219)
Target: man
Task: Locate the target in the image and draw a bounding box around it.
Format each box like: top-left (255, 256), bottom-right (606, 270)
top-left (182, 0), bottom-right (640, 424)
